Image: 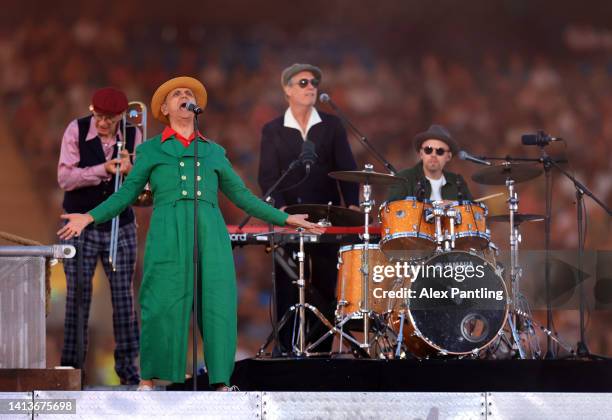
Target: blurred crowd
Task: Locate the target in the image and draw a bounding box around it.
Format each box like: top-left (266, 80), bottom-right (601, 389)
top-left (1, 16), bottom-right (610, 383)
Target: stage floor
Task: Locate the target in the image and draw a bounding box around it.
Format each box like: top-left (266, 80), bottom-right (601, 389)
top-left (169, 358), bottom-right (612, 392)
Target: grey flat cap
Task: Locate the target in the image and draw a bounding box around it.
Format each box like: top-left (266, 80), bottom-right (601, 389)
top-left (281, 63), bottom-right (322, 86)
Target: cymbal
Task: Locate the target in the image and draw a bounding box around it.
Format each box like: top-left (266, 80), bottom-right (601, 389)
top-left (488, 213), bottom-right (545, 224)
top-left (328, 170), bottom-right (404, 185)
top-left (284, 204), bottom-right (368, 227)
top-left (471, 163), bottom-right (543, 185)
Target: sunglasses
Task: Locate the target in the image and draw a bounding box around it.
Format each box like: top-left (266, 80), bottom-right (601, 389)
top-left (422, 146), bottom-right (449, 156)
top-left (294, 78), bottom-right (320, 88)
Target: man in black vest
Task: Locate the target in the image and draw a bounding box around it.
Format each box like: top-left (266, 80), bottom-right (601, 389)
top-left (387, 124), bottom-right (473, 202)
top-left (57, 87), bottom-right (142, 385)
top-left (258, 64), bottom-right (360, 353)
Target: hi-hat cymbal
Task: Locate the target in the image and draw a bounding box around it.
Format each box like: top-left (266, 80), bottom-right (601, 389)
top-left (471, 163), bottom-right (543, 185)
top-left (284, 204), bottom-right (369, 227)
top-left (488, 213), bottom-right (545, 224)
top-left (328, 170), bottom-right (404, 185)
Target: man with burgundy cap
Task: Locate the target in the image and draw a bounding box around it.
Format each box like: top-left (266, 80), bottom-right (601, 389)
top-left (57, 87), bottom-right (142, 385)
top-left (58, 76), bottom-right (320, 391)
top-left (387, 124), bottom-right (473, 202)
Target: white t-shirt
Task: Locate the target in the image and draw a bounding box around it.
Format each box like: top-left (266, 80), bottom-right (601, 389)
top-left (426, 175), bottom-right (446, 201)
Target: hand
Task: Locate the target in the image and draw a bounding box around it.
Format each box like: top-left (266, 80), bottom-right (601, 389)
top-left (57, 213), bottom-right (94, 240)
top-left (104, 158), bottom-right (122, 175)
top-left (118, 149), bottom-right (133, 175)
top-left (348, 204), bottom-right (361, 212)
top-left (285, 214), bottom-right (325, 235)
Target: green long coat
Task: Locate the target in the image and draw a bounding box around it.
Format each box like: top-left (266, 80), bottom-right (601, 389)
top-left (89, 134), bottom-right (288, 385)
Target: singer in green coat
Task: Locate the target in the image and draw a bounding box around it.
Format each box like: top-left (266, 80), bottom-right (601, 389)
top-left (58, 76), bottom-right (321, 390)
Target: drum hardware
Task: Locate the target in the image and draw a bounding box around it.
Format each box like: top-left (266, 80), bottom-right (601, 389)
top-left (513, 308), bottom-right (575, 356)
top-left (313, 165), bottom-right (400, 354)
top-left (258, 228), bottom-right (336, 357)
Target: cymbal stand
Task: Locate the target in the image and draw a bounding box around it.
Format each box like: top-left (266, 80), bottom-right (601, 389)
top-left (506, 177), bottom-right (526, 358)
top-left (308, 165), bottom-right (386, 355)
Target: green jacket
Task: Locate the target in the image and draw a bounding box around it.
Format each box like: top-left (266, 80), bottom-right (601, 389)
top-left (387, 162), bottom-right (473, 202)
top-left (88, 134), bottom-right (288, 385)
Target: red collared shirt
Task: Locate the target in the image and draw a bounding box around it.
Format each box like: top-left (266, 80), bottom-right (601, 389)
top-left (161, 126), bottom-right (205, 148)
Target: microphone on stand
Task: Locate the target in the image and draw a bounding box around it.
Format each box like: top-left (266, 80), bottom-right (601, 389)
top-left (299, 139), bottom-right (318, 174)
top-left (521, 131), bottom-right (562, 146)
top-left (459, 150), bottom-right (492, 166)
top-left (180, 102), bottom-right (203, 115)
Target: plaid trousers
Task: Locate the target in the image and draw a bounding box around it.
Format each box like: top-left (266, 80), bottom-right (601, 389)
top-left (60, 222), bottom-right (140, 384)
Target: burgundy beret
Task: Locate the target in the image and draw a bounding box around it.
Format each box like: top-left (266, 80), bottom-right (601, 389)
top-left (91, 87), bottom-right (128, 115)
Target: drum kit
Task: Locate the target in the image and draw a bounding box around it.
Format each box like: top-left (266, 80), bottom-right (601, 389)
top-left (274, 161), bottom-right (558, 360)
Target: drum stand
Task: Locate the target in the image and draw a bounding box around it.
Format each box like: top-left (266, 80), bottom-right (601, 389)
top-left (258, 228), bottom-right (336, 357)
top-left (309, 165), bottom-right (390, 356)
top-left (505, 177), bottom-right (529, 358)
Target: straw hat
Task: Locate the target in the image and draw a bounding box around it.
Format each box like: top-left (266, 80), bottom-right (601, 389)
top-left (151, 76), bottom-right (207, 124)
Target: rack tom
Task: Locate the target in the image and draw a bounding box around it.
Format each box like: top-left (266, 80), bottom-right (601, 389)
top-left (379, 197), bottom-right (436, 259)
top-left (446, 201), bottom-right (490, 250)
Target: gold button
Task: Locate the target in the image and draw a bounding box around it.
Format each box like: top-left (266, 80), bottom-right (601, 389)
top-left (197, 191), bottom-right (202, 196)
top-left (182, 190), bottom-right (188, 196)
top-left (197, 176), bottom-right (202, 181)
top-left (179, 162), bottom-right (185, 167)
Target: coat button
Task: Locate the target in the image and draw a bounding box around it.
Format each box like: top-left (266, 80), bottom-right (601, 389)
top-left (179, 161), bottom-right (185, 167)
top-left (197, 191), bottom-right (202, 196)
top-left (182, 190), bottom-right (188, 196)
top-left (197, 176), bottom-right (202, 181)
top-left (196, 162), bottom-right (201, 167)
top-left (181, 175), bottom-right (187, 180)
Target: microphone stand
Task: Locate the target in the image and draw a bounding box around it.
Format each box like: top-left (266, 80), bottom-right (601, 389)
top-left (471, 153), bottom-right (559, 357)
top-left (480, 153), bottom-right (611, 358)
top-left (191, 110), bottom-right (201, 390)
top-left (321, 96), bottom-right (398, 175)
top-left (238, 158), bottom-right (305, 356)
top-left (539, 153), bottom-right (611, 359)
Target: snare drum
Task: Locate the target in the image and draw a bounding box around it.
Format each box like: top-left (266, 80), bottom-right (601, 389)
top-left (446, 201), bottom-right (490, 250)
top-left (336, 244), bottom-right (403, 318)
top-left (379, 197), bottom-right (436, 259)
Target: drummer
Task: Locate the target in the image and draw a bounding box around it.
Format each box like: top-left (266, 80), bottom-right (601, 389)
top-left (387, 124), bottom-right (473, 202)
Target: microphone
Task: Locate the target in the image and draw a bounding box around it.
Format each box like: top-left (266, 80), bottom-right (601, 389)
top-left (181, 102), bottom-right (203, 115)
top-left (521, 131), bottom-right (562, 146)
top-left (299, 140), bottom-right (318, 173)
top-left (459, 150), bottom-right (492, 166)
top-left (319, 93), bottom-right (331, 103)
